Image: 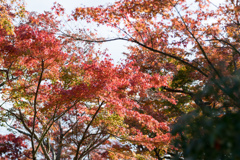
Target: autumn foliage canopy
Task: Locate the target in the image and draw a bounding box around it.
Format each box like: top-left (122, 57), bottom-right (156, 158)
top-left (1, 0), bottom-right (240, 159)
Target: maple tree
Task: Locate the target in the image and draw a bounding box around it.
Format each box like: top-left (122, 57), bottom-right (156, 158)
top-left (0, 0), bottom-right (25, 35)
top-left (0, 133), bottom-right (30, 159)
top-left (70, 0), bottom-right (240, 159)
top-left (2, 0), bottom-right (240, 159)
top-left (0, 1), bottom-right (172, 160)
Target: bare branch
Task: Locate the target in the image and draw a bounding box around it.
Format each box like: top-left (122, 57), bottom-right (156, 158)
top-left (74, 101), bottom-right (104, 160)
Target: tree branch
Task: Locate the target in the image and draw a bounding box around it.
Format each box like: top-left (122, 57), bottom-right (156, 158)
top-left (74, 101), bottom-right (104, 160)
top-left (31, 59), bottom-right (44, 159)
top-left (63, 33), bottom-right (208, 77)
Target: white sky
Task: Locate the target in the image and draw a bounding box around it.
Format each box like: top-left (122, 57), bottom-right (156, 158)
top-left (25, 0), bottom-right (115, 12)
top-left (24, 0), bottom-right (128, 63)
